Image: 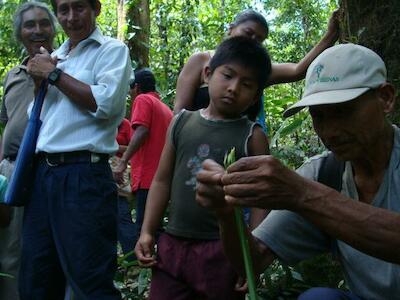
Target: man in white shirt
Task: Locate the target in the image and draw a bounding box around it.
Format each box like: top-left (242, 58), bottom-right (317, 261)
top-left (24, 0), bottom-right (132, 298)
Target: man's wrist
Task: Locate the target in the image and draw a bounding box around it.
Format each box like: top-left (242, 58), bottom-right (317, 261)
top-left (322, 29), bottom-right (339, 45)
top-left (48, 67), bottom-right (62, 85)
top-left (119, 157), bottom-right (129, 165)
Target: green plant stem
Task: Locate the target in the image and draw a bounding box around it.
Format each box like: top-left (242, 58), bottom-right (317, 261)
top-left (234, 207), bottom-right (258, 300)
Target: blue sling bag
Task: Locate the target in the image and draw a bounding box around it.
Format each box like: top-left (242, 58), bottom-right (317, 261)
top-left (4, 81), bottom-right (47, 206)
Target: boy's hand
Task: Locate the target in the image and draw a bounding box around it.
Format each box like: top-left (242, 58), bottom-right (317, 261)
top-left (135, 233), bottom-right (157, 267)
top-left (235, 276), bottom-right (248, 292)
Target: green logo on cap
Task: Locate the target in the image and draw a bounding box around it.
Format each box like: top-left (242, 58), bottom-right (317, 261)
top-left (309, 64), bottom-right (339, 84)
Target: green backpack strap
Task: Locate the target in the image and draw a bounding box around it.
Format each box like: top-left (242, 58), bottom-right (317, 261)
top-left (317, 152), bottom-right (345, 192)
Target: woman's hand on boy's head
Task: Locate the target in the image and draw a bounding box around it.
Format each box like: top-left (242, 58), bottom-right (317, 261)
top-left (196, 159), bottom-right (232, 214)
top-left (327, 9), bottom-right (340, 40)
top-left (134, 233), bottom-right (157, 268)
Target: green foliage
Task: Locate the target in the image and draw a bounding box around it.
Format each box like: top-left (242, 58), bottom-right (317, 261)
top-left (261, 1), bottom-right (337, 169)
top-left (149, 0), bottom-right (252, 105)
top-left (0, 0), bottom-right (23, 80)
top-left (97, 0), bottom-right (118, 37)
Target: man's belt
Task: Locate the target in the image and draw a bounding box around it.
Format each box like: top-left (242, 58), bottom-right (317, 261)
top-left (38, 151), bottom-right (109, 166)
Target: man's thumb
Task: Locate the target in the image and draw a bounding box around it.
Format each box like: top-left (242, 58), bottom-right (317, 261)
top-left (40, 46), bottom-right (49, 55)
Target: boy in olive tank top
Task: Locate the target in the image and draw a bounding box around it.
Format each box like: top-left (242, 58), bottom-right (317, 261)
top-left (135, 36), bottom-right (272, 300)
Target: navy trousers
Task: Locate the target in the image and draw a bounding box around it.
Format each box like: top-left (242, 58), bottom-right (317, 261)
top-left (117, 196), bottom-right (135, 256)
top-left (19, 161), bottom-right (121, 300)
top-left (133, 189), bottom-right (148, 247)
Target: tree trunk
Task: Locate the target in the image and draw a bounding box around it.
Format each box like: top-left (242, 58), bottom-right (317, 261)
top-left (117, 0), bottom-right (126, 41)
top-left (126, 0), bottom-right (150, 68)
top-left (339, 0), bottom-right (400, 124)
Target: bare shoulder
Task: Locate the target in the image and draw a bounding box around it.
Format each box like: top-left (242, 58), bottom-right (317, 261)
top-left (185, 51), bottom-right (212, 68)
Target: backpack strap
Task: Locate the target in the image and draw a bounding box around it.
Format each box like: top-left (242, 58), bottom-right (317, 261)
top-left (317, 152), bottom-right (345, 192)
top-left (317, 152), bottom-right (345, 257)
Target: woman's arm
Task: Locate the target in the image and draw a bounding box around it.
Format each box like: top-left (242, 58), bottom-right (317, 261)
top-left (268, 10), bottom-right (340, 85)
top-left (174, 52), bottom-right (210, 113)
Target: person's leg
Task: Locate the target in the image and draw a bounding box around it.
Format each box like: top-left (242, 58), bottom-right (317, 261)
top-left (134, 189), bottom-right (148, 244)
top-left (19, 162), bottom-right (65, 300)
top-left (184, 239), bottom-right (245, 300)
top-left (49, 163), bottom-right (121, 300)
top-left (149, 233), bottom-right (196, 300)
top-left (117, 196), bottom-right (136, 257)
top-left (0, 159), bottom-right (24, 300)
top-left (149, 267), bottom-right (197, 300)
top-left (298, 287), bottom-right (362, 300)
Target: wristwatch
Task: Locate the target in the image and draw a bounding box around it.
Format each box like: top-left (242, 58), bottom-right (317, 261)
top-left (48, 68), bottom-right (62, 85)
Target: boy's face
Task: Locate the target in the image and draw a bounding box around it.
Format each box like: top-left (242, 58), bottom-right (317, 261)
top-left (206, 63), bottom-right (259, 119)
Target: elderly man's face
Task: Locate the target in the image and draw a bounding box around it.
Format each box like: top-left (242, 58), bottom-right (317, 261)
top-left (20, 7), bottom-right (55, 57)
top-left (55, 0), bottom-right (100, 46)
top-left (309, 90), bottom-right (387, 161)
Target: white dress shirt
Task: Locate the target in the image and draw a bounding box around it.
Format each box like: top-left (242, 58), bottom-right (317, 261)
top-left (35, 27), bottom-right (132, 154)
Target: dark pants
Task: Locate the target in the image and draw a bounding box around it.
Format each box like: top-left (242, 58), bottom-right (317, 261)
top-left (133, 189), bottom-right (148, 247)
top-left (117, 196), bottom-right (135, 256)
top-left (298, 287), bottom-right (362, 300)
top-left (149, 233), bottom-right (244, 300)
top-left (19, 161), bottom-right (121, 300)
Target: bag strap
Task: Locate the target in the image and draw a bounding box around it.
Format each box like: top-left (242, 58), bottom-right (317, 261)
top-left (317, 152), bottom-right (345, 256)
top-left (317, 152), bottom-right (345, 192)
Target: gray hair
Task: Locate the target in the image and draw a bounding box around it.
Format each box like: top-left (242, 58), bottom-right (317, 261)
top-left (13, 2), bottom-right (57, 42)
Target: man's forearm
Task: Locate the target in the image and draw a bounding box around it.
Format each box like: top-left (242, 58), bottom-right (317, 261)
top-left (121, 126), bottom-right (149, 163)
top-left (55, 72), bottom-right (97, 112)
top-left (298, 180), bottom-right (400, 264)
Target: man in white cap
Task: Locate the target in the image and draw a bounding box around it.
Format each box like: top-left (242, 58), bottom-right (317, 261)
top-left (196, 43), bottom-right (400, 300)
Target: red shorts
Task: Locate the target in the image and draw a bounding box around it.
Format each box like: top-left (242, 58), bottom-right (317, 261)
top-left (149, 233), bottom-right (245, 300)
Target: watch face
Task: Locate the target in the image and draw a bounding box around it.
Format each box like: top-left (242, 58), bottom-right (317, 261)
top-left (48, 68), bottom-right (61, 84)
top-left (49, 72), bottom-right (57, 81)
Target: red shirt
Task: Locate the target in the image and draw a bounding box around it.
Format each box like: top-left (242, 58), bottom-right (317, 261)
top-left (130, 92), bottom-right (173, 191)
top-left (116, 118), bottom-right (132, 157)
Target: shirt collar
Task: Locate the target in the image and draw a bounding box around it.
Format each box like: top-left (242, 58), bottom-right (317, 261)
top-left (54, 27), bottom-right (106, 59)
top-left (13, 57), bottom-right (29, 74)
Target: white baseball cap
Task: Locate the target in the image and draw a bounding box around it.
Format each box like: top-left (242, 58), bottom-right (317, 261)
top-left (283, 43), bottom-right (387, 118)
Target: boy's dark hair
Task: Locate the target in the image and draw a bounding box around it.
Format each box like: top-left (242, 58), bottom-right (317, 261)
top-left (131, 68), bottom-right (156, 93)
top-left (209, 36), bottom-right (272, 121)
top-left (51, 0), bottom-right (97, 13)
top-left (230, 9), bottom-right (269, 38)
